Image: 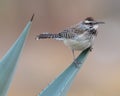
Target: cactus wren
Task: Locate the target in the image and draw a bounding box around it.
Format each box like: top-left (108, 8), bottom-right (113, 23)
top-left (35, 17), bottom-right (104, 67)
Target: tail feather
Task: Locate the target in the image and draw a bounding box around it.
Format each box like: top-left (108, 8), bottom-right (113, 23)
top-left (35, 33), bottom-right (61, 40)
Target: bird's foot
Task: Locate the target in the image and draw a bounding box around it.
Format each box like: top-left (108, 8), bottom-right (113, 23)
top-left (73, 60), bottom-right (82, 68)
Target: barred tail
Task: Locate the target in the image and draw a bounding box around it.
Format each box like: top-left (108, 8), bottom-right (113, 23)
top-left (35, 33), bottom-right (61, 40)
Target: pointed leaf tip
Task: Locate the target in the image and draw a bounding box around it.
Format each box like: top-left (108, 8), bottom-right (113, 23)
top-left (30, 14), bottom-right (35, 22)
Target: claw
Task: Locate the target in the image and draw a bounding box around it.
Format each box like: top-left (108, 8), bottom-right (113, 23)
top-left (74, 60), bottom-right (82, 68)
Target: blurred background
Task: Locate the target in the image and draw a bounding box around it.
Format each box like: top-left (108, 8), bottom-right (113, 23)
top-left (0, 0), bottom-right (120, 96)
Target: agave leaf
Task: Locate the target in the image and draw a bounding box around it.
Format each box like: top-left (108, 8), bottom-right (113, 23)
top-left (38, 48), bottom-right (90, 96)
top-left (0, 15), bottom-right (34, 96)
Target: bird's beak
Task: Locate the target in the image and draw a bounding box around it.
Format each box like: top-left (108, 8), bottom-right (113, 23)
top-left (96, 21), bottom-right (105, 24)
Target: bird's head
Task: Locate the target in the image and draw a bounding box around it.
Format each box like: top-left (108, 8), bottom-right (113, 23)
top-left (82, 17), bottom-right (105, 30)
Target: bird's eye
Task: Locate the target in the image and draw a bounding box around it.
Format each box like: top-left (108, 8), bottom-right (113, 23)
top-left (89, 23), bottom-right (92, 25)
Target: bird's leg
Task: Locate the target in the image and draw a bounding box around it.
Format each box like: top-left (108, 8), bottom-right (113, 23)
top-left (72, 50), bottom-right (81, 68)
top-left (72, 49), bottom-right (76, 60)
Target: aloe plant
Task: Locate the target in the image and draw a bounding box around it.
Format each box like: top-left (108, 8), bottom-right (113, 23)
top-left (38, 47), bottom-right (90, 96)
top-left (0, 14), bottom-right (34, 96)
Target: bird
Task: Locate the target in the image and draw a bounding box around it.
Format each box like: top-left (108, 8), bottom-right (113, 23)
top-left (35, 17), bottom-right (104, 67)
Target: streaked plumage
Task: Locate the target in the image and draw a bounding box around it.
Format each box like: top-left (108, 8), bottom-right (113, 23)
top-left (35, 17), bottom-right (104, 67)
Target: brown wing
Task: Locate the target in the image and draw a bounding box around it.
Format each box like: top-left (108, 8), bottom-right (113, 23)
top-left (58, 24), bottom-right (85, 39)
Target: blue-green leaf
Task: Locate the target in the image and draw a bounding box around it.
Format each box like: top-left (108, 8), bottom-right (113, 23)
top-left (38, 48), bottom-right (90, 96)
top-left (0, 15), bottom-right (34, 96)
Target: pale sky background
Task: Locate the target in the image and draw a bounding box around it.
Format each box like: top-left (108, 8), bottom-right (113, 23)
top-left (0, 0), bottom-right (120, 96)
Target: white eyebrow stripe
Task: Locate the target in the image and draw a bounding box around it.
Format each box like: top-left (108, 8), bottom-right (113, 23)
top-left (84, 20), bottom-right (91, 23)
